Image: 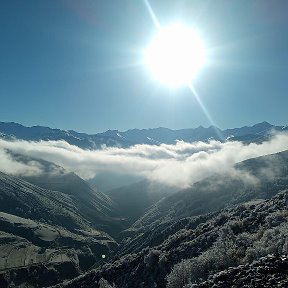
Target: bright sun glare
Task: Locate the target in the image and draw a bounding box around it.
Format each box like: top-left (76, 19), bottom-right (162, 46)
top-left (145, 23), bottom-right (207, 87)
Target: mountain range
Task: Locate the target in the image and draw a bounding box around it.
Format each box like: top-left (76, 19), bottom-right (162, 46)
top-left (1, 121), bottom-right (287, 149)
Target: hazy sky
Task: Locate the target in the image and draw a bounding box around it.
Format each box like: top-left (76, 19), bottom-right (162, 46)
top-left (1, 0), bottom-right (288, 133)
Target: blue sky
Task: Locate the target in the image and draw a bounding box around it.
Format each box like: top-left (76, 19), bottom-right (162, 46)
top-left (1, 0), bottom-right (288, 133)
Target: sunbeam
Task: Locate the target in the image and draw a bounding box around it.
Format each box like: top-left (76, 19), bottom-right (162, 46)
top-left (188, 83), bottom-right (224, 141)
top-left (143, 0), bottom-right (161, 30)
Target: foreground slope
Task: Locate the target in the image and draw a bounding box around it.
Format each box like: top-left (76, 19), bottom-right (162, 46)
top-left (55, 189), bottom-right (288, 288)
top-left (0, 172), bottom-right (117, 287)
top-left (189, 255), bottom-right (288, 288)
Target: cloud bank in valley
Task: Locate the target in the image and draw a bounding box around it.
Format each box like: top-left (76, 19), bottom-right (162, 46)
top-left (0, 132), bottom-right (288, 188)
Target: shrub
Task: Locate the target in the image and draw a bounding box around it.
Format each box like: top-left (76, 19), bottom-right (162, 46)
top-left (167, 226), bottom-right (243, 288)
top-left (166, 259), bottom-right (194, 288)
top-left (245, 222), bottom-right (288, 262)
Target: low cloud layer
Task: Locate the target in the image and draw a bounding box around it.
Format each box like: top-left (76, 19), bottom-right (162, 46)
top-left (0, 132), bottom-right (288, 188)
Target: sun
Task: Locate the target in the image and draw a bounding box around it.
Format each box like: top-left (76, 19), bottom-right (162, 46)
top-left (145, 23), bottom-right (207, 87)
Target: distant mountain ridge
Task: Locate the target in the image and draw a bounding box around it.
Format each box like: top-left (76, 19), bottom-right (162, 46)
top-left (0, 121), bottom-right (287, 149)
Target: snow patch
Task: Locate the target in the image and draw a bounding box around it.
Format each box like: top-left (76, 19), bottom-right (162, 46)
top-left (226, 135), bottom-right (234, 140)
top-left (147, 137), bottom-right (160, 144)
top-left (117, 133), bottom-right (125, 139)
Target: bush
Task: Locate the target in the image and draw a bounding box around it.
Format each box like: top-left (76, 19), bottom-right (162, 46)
top-left (245, 222), bottom-right (288, 262)
top-left (166, 259), bottom-right (194, 288)
top-left (167, 227), bottom-right (243, 288)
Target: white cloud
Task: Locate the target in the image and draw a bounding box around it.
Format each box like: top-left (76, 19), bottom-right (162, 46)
top-left (0, 132), bottom-right (288, 188)
top-left (0, 148), bottom-right (43, 176)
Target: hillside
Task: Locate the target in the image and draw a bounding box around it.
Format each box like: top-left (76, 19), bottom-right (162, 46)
top-left (6, 152), bottom-right (126, 236)
top-left (117, 150), bottom-right (288, 255)
top-left (0, 172), bottom-right (117, 287)
top-left (55, 187), bottom-right (288, 288)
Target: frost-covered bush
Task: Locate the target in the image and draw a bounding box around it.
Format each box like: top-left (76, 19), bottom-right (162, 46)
top-left (266, 211), bottom-right (287, 228)
top-left (166, 259), bottom-right (195, 288)
top-left (245, 222), bottom-right (288, 262)
top-left (167, 226), bottom-right (243, 288)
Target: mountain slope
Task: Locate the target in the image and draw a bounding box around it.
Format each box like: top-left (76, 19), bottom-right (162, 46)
top-left (23, 171), bottom-right (122, 234)
top-left (0, 171), bottom-right (87, 230)
top-left (0, 172), bottom-right (118, 287)
top-left (6, 152), bottom-right (126, 235)
top-left (118, 150), bottom-right (288, 255)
